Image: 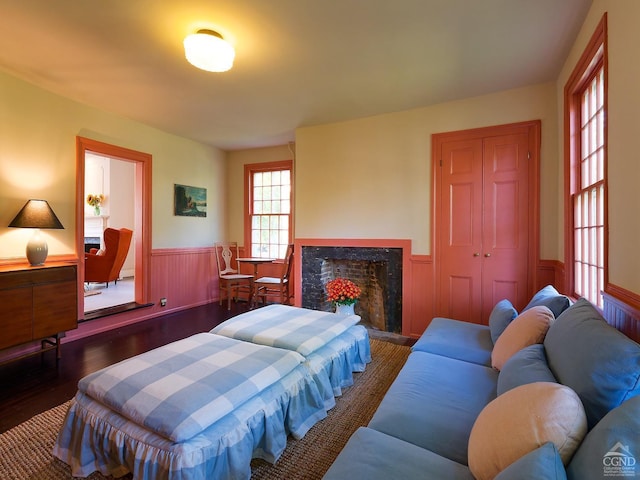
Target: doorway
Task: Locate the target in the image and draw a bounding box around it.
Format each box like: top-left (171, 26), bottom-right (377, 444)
top-left (83, 152), bottom-right (135, 312)
top-left (433, 121), bottom-right (540, 324)
top-left (75, 137), bottom-right (152, 319)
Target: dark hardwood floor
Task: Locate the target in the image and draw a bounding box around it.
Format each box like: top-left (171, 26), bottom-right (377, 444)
top-left (0, 301), bottom-right (249, 433)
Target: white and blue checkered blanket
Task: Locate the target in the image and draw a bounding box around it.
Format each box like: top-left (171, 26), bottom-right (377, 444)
top-left (78, 333), bottom-right (304, 442)
top-left (210, 305), bottom-right (361, 356)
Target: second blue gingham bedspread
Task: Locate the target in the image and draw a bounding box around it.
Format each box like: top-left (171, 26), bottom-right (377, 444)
top-left (78, 333), bottom-right (304, 442)
top-left (210, 304), bottom-right (361, 356)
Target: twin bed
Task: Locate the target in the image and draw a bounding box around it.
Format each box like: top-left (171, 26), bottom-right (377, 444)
top-left (53, 305), bottom-right (371, 479)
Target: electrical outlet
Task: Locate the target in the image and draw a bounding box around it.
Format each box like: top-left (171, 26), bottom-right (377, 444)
top-left (160, 297), bottom-right (167, 307)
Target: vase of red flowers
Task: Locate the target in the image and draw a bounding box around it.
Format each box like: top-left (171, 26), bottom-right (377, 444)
top-left (325, 277), bottom-right (361, 316)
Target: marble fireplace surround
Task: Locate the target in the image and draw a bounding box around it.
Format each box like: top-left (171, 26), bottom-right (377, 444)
top-left (294, 238), bottom-right (411, 335)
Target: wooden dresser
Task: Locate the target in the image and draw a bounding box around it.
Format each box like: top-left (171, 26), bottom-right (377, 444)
top-left (0, 262), bottom-right (78, 363)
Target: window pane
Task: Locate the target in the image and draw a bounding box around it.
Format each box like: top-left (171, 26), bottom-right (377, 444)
top-left (253, 172), bottom-right (263, 187)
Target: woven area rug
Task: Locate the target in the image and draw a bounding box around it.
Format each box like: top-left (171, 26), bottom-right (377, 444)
top-left (0, 338), bottom-right (410, 480)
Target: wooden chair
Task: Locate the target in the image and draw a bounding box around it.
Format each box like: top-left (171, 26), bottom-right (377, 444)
top-left (255, 244), bottom-right (294, 306)
top-left (214, 242), bottom-right (254, 310)
top-left (85, 228), bottom-right (133, 287)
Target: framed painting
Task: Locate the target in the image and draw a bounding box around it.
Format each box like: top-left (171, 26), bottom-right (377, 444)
top-left (174, 184), bottom-right (207, 217)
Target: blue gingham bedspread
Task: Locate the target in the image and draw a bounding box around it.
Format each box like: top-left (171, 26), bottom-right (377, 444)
top-left (77, 333), bottom-right (304, 442)
top-left (210, 304), bottom-right (361, 356)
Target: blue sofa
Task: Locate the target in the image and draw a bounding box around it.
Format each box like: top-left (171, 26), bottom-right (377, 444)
top-left (323, 287), bottom-right (640, 479)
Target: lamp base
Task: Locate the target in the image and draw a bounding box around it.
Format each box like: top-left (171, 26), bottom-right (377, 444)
top-left (26, 230), bottom-right (48, 266)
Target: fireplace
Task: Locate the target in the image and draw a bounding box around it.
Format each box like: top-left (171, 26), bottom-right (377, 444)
top-left (300, 245), bottom-right (403, 333)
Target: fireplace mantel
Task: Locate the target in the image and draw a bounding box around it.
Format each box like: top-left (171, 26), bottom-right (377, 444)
top-left (294, 238), bottom-right (411, 335)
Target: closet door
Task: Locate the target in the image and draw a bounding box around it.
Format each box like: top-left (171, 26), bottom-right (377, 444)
top-left (435, 122), bottom-right (537, 324)
top-left (438, 138), bottom-right (484, 323)
top-left (480, 132), bottom-right (530, 321)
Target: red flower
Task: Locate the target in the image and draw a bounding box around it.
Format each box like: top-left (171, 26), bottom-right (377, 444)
top-left (326, 278), bottom-right (362, 306)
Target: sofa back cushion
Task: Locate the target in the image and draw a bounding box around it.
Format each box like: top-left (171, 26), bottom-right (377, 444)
top-left (567, 396), bottom-right (640, 480)
top-left (495, 443), bottom-right (567, 480)
top-left (522, 285), bottom-right (571, 318)
top-left (491, 306), bottom-right (554, 371)
top-left (489, 299), bottom-right (518, 344)
top-left (497, 344), bottom-right (558, 395)
top-left (544, 297), bottom-right (640, 429)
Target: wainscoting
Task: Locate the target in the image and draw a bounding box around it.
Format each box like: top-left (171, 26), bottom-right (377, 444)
top-left (603, 285), bottom-right (640, 343)
top-left (15, 245), bottom-right (636, 352)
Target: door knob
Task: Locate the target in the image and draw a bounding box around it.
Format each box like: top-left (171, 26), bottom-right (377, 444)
top-left (473, 253), bottom-right (480, 257)
top-left (484, 253), bottom-right (491, 257)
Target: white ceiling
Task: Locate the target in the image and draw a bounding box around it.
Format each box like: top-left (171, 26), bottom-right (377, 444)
top-left (0, 0), bottom-right (592, 151)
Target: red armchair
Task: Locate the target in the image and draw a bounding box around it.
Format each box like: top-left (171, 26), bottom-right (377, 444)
top-left (85, 228), bottom-right (133, 287)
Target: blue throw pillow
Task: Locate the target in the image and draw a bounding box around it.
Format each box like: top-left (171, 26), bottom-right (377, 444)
top-left (522, 285), bottom-right (571, 318)
top-left (496, 443), bottom-right (567, 480)
top-left (544, 298), bottom-right (640, 428)
top-left (497, 344), bottom-right (557, 395)
top-left (567, 396), bottom-right (640, 480)
top-left (489, 299), bottom-right (518, 344)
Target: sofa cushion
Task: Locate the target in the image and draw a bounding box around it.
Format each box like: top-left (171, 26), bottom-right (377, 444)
top-left (567, 396), bottom-right (640, 480)
top-left (491, 306), bottom-right (554, 371)
top-left (468, 382), bottom-right (587, 480)
top-left (322, 427), bottom-right (476, 480)
top-left (489, 299), bottom-right (518, 344)
top-left (544, 297), bottom-right (640, 428)
top-left (412, 317), bottom-right (493, 366)
top-left (522, 285), bottom-right (571, 318)
top-left (495, 443), bottom-right (567, 480)
top-left (368, 351), bottom-right (498, 465)
top-left (497, 344), bottom-right (557, 395)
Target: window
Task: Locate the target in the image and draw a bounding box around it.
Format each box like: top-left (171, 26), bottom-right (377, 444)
top-left (565, 15), bottom-right (607, 307)
top-left (245, 160), bottom-right (293, 259)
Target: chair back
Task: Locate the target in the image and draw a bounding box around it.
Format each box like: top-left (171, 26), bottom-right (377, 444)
top-left (215, 242), bottom-right (241, 277)
top-left (107, 228), bottom-right (133, 278)
top-left (85, 227), bottom-right (133, 283)
top-left (281, 243), bottom-right (294, 283)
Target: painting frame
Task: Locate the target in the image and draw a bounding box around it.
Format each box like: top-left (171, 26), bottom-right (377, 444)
top-left (174, 184), bottom-right (207, 217)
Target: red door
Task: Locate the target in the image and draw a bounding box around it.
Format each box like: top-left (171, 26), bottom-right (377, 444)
top-left (436, 123), bottom-right (537, 324)
top-left (439, 139), bottom-right (484, 323)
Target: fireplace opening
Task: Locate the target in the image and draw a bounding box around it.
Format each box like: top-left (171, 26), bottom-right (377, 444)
top-left (301, 246), bottom-right (402, 333)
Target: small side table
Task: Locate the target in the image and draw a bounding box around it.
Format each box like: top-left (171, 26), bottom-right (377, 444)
top-left (236, 257), bottom-right (275, 307)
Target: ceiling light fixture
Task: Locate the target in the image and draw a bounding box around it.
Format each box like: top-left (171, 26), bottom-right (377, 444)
top-left (184, 29), bottom-right (235, 73)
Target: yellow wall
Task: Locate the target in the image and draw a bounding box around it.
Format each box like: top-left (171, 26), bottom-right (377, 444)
top-left (0, 69), bottom-right (226, 260)
top-left (294, 82), bottom-right (558, 256)
top-left (557, 0), bottom-right (640, 294)
top-left (3, 0), bottom-right (639, 300)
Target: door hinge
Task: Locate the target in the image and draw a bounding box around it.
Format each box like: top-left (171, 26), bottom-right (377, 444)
top-left (440, 158), bottom-right (443, 167)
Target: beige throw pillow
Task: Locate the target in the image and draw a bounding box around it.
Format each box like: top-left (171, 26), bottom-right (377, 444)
top-left (468, 382), bottom-right (587, 480)
top-left (491, 306), bottom-right (554, 371)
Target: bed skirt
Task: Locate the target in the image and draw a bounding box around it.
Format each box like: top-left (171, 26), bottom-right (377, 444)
top-left (53, 364), bottom-right (325, 480)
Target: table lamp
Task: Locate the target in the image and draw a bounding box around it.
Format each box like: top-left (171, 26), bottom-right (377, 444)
top-left (8, 199), bottom-right (64, 266)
